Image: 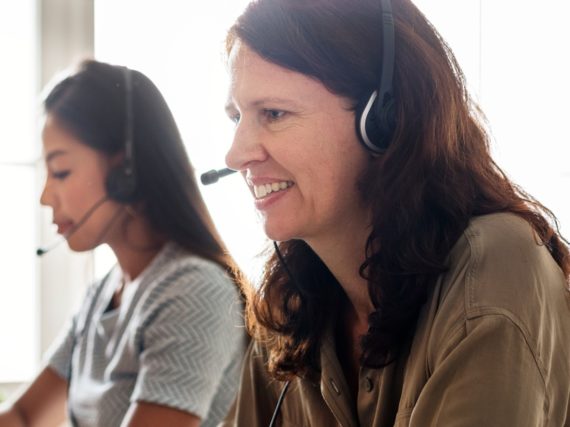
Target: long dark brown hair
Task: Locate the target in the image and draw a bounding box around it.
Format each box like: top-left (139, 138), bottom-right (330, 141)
top-left (228, 0), bottom-right (570, 378)
top-left (44, 60), bottom-right (245, 288)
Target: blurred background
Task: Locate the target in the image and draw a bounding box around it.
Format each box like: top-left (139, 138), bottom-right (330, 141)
top-left (0, 0), bottom-right (568, 398)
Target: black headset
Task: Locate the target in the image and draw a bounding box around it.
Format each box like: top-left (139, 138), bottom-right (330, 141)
top-left (105, 67), bottom-right (138, 203)
top-left (355, 0), bottom-right (396, 154)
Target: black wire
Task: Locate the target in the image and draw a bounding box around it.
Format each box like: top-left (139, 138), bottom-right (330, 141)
top-left (268, 380), bottom-right (291, 427)
top-left (268, 241), bottom-right (296, 427)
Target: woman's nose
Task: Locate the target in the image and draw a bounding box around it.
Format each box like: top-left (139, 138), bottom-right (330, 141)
top-left (225, 120), bottom-right (269, 171)
top-left (39, 180), bottom-right (54, 208)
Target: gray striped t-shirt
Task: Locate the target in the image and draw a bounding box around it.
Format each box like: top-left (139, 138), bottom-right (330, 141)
top-left (46, 242), bottom-right (245, 427)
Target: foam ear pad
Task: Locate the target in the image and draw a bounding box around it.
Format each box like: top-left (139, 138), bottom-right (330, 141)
top-left (105, 166), bottom-right (138, 203)
top-left (356, 90), bottom-right (395, 154)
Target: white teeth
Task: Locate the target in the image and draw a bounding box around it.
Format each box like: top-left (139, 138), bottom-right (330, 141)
top-left (253, 181), bottom-right (292, 199)
top-left (254, 186), bottom-right (267, 198)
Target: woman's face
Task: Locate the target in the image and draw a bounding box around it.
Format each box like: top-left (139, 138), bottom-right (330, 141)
top-left (225, 42), bottom-right (371, 245)
top-left (40, 115), bottom-right (125, 252)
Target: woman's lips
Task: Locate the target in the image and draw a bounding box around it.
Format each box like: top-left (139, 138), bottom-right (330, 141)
top-left (55, 221), bottom-right (73, 235)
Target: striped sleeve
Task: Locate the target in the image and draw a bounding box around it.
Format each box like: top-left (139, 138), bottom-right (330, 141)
top-left (130, 259), bottom-right (244, 419)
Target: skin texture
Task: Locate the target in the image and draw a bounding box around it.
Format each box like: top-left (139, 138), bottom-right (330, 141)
top-left (225, 42), bottom-right (372, 262)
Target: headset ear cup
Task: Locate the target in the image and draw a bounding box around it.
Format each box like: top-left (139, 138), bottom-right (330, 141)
top-left (105, 167), bottom-right (137, 203)
top-left (356, 91), bottom-right (395, 154)
top-left (376, 95), bottom-right (395, 148)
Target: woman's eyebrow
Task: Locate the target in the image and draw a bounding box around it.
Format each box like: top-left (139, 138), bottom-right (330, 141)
top-left (226, 97), bottom-right (302, 113)
top-left (45, 149), bottom-right (67, 163)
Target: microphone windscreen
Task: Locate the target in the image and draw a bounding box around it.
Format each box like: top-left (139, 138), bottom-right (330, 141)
top-left (200, 170), bottom-right (220, 185)
top-left (200, 168), bottom-right (236, 185)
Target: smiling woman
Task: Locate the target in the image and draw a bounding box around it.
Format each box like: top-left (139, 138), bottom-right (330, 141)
top-left (221, 1), bottom-right (570, 426)
top-left (225, 42), bottom-right (371, 245)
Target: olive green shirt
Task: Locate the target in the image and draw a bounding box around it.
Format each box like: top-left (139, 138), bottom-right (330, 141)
top-left (223, 213), bottom-right (570, 426)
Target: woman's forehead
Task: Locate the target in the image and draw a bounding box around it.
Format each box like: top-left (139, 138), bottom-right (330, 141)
top-left (227, 43), bottom-right (336, 109)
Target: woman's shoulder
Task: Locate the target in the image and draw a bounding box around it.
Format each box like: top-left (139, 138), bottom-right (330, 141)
top-left (131, 243), bottom-right (242, 327)
top-left (423, 213), bottom-right (570, 398)
top-left (434, 211), bottom-right (569, 345)
top-left (466, 212), bottom-right (549, 256)
top-left (135, 242), bottom-right (238, 310)
top-left (148, 242), bottom-right (233, 287)
top-left (460, 212), bottom-right (566, 306)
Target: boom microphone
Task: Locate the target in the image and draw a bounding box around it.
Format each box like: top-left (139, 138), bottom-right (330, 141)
top-left (36, 239), bottom-right (64, 257)
top-left (200, 168), bottom-right (236, 185)
top-left (36, 195), bottom-right (110, 256)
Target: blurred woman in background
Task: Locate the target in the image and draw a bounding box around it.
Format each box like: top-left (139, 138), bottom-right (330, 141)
top-left (0, 59), bottom-right (245, 427)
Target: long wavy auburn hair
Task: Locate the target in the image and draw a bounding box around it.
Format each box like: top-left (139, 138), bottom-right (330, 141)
top-left (227, 0), bottom-right (570, 379)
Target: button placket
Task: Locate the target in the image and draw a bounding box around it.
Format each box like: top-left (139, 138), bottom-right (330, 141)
top-left (363, 376), bottom-right (374, 392)
top-left (329, 378), bottom-right (341, 395)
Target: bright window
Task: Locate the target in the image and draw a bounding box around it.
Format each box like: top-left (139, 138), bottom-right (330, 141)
top-left (0, 0), bottom-right (39, 381)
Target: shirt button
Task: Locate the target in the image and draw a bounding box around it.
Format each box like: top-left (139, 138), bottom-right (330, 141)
top-left (329, 378), bottom-right (341, 395)
top-left (364, 377), bottom-right (374, 392)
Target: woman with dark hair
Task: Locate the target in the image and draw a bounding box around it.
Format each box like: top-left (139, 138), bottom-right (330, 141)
top-left (221, 0), bottom-right (570, 425)
top-left (0, 60), bottom-right (245, 427)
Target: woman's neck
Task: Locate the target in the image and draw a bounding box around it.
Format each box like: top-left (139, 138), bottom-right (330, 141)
top-left (108, 214), bottom-right (167, 281)
top-left (307, 220), bottom-right (374, 325)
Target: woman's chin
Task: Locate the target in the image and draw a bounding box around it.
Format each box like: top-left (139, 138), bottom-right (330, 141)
top-left (262, 224), bottom-right (299, 244)
top-left (66, 238), bottom-right (98, 253)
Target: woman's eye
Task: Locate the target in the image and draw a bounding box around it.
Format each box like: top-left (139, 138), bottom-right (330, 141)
top-left (264, 109), bottom-right (286, 121)
top-left (52, 170), bottom-right (70, 180)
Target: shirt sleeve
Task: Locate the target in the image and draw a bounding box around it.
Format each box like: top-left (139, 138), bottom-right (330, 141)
top-left (130, 262), bottom-right (244, 419)
top-left (410, 313), bottom-right (548, 427)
